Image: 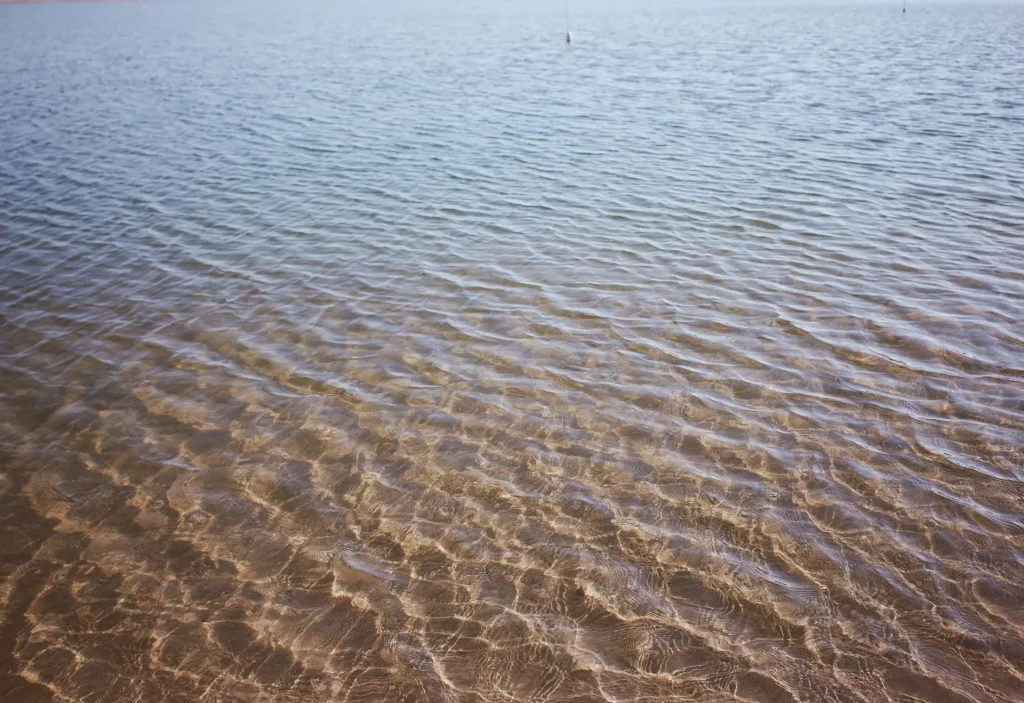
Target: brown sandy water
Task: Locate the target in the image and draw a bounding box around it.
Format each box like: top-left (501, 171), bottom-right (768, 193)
top-left (1, 1), bottom-right (1023, 701)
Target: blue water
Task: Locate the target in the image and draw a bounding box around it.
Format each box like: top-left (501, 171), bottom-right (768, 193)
top-left (2, 2), bottom-right (1023, 701)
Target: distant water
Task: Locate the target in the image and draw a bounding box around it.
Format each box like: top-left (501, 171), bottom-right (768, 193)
top-left (2, 1), bottom-right (1023, 701)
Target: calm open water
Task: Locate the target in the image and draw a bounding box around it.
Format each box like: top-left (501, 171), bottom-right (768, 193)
top-left (2, 1), bottom-right (1024, 701)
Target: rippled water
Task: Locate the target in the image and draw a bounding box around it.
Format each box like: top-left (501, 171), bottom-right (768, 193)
top-left (2, 1), bottom-right (1024, 701)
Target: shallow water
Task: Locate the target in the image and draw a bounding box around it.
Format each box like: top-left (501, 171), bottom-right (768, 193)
top-left (2, 1), bottom-right (1024, 701)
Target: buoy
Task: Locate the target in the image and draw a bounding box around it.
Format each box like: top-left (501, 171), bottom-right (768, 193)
top-left (566, 31), bottom-right (572, 44)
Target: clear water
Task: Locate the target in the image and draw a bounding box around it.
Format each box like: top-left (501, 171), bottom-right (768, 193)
top-left (1, 1), bottom-right (1023, 701)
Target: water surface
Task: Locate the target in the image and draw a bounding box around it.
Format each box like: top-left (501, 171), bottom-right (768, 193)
top-left (2, 1), bottom-right (1024, 701)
